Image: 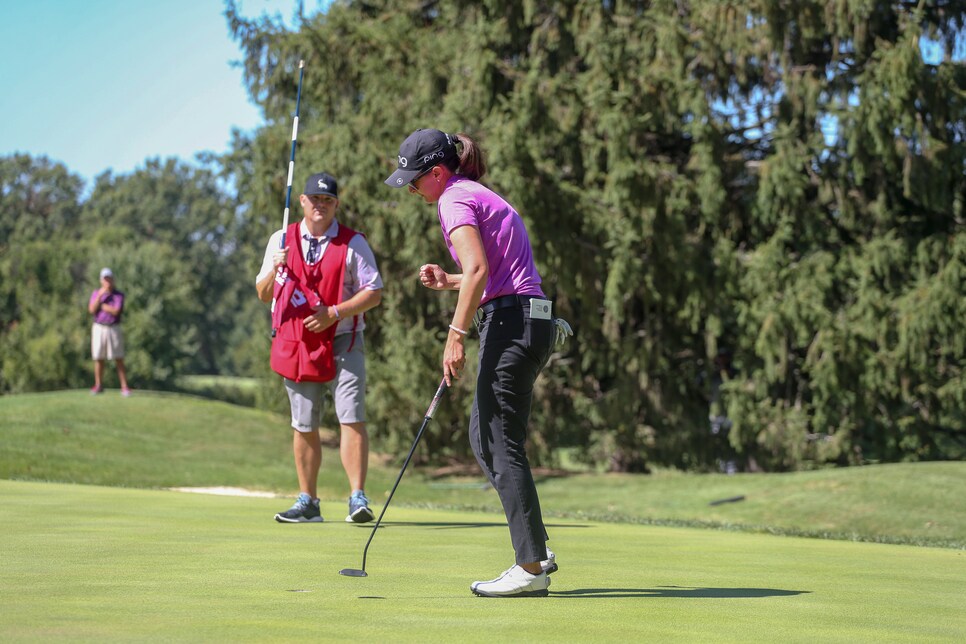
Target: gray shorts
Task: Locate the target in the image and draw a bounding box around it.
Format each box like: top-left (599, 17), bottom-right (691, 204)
top-left (284, 333), bottom-right (366, 432)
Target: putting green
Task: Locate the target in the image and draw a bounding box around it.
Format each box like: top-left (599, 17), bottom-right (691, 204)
top-left (1, 480), bottom-right (962, 642)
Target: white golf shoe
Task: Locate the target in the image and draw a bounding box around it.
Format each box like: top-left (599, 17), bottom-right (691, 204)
top-left (471, 565), bottom-right (550, 598)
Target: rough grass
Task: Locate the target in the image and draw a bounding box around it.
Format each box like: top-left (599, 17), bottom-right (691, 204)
top-left (1, 390), bottom-right (964, 548)
top-left (174, 375), bottom-right (258, 407)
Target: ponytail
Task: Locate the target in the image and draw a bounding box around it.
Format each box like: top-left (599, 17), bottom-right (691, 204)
top-left (448, 132), bottom-right (487, 181)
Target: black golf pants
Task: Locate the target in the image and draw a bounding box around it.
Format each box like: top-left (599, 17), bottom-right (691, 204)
top-left (470, 305), bottom-right (555, 566)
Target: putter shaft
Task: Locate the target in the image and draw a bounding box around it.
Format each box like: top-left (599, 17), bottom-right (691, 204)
top-left (342, 380), bottom-right (447, 577)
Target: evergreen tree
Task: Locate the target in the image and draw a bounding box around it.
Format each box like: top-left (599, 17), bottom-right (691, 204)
top-left (719, 2), bottom-right (966, 467)
top-left (7, 1), bottom-right (961, 470)
top-left (224, 0), bottom-right (966, 470)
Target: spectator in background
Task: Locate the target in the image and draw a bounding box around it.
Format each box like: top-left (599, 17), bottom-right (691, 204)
top-left (88, 267), bottom-right (131, 396)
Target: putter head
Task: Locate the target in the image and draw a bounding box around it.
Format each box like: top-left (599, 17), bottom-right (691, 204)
top-left (339, 568), bottom-right (368, 577)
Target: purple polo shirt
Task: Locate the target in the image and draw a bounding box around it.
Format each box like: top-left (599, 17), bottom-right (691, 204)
top-left (90, 290), bottom-right (124, 325)
top-left (437, 176), bottom-right (544, 305)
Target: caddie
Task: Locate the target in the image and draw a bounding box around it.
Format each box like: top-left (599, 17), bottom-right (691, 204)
top-left (256, 171), bottom-right (383, 524)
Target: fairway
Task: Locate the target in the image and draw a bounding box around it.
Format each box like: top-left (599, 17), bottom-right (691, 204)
top-left (1, 480), bottom-right (962, 642)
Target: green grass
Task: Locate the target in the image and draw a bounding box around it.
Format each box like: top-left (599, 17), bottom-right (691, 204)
top-left (174, 375), bottom-right (259, 407)
top-left (0, 389), bottom-right (292, 490)
top-left (176, 375), bottom-right (259, 391)
top-left (2, 390), bottom-right (965, 641)
top-left (525, 464), bottom-right (966, 547)
top-left (1, 390), bottom-right (965, 549)
top-left (2, 479), bottom-right (964, 643)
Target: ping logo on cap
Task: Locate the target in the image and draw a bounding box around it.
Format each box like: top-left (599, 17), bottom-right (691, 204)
top-left (398, 156), bottom-right (408, 167)
top-left (421, 151), bottom-right (445, 164)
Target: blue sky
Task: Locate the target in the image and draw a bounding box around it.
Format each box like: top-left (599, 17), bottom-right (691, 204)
top-left (0, 0), bottom-right (311, 186)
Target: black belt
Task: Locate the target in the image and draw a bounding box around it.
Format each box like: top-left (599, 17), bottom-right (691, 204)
top-left (475, 294), bottom-right (533, 325)
top-left (479, 294), bottom-right (532, 315)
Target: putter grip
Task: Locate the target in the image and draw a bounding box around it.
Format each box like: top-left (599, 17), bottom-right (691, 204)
top-left (424, 380), bottom-right (448, 419)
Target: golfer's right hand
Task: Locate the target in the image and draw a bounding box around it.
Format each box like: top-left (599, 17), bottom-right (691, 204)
top-left (272, 248), bottom-right (289, 271)
top-left (442, 333), bottom-right (466, 387)
top-left (419, 264), bottom-right (448, 290)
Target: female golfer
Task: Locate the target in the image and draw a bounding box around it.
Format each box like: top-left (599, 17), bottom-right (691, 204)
top-left (385, 129), bottom-right (569, 597)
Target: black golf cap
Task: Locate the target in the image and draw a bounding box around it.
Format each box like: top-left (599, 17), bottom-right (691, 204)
top-left (304, 172), bottom-right (339, 198)
top-left (384, 129), bottom-right (458, 187)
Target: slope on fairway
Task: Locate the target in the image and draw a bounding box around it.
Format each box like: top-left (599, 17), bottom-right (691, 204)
top-left (2, 390), bottom-right (964, 549)
top-left (1, 480), bottom-right (963, 643)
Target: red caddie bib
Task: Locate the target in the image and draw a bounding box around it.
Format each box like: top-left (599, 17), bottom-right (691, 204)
top-left (270, 222), bottom-right (358, 382)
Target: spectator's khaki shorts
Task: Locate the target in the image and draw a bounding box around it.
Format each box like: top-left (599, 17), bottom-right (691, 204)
top-left (91, 323), bottom-right (125, 360)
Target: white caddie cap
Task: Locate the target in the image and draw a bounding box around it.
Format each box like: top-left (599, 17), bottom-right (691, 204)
top-left (100, 267), bottom-right (114, 279)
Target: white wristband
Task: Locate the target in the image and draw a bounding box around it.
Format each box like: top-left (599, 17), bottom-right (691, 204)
top-left (449, 324), bottom-right (468, 336)
top-left (332, 305), bottom-right (341, 320)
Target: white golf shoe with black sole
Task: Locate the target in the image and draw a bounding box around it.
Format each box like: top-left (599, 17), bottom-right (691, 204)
top-left (471, 565), bottom-right (550, 598)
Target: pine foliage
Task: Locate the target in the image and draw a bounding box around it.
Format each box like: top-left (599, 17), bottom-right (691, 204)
top-left (219, 0), bottom-right (966, 470)
top-left (2, 1), bottom-right (963, 471)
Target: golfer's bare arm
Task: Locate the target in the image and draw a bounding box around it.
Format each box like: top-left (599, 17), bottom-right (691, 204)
top-left (448, 226), bottom-right (488, 332)
top-left (433, 226), bottom-right (486, 385)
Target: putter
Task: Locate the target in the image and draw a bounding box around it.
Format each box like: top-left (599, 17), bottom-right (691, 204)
top-left (270, 59), bottom-right (305, 337)
top-left (340, 379), bottom-right (448, 578)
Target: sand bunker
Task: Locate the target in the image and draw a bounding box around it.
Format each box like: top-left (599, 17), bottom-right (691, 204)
top-left (168, 486), bottom-right (279, 498)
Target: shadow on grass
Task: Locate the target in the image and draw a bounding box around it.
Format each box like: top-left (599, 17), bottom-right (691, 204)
top-left (363, 521), bottom-right (591, 530)
top-left (550, 586), bottom-right (810, 599)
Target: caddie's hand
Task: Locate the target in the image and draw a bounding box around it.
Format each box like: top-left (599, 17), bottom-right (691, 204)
top-left (303, 303), bottom-right (337, 334)
top-left (419, 264), bottom-right (449, 290)
top-left (272, 248), bottom-right (289, 271)
top-left (442, 330), bottom-right (466, 387)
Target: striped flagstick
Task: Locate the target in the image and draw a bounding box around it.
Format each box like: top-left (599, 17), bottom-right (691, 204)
top-left (281, 59), bottom-right (305, 248)
top-left (271, 60), bottom-right (306, 336)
